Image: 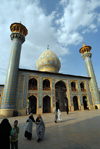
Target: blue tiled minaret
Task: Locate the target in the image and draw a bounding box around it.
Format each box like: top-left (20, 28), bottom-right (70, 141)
top-left (79, 43), bottom-right (100, 106)
top-left (1, 22), bottom-right (28, 116)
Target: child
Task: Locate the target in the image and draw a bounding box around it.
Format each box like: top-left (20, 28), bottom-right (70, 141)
top-left (11, 120), bottom-right (19, 149)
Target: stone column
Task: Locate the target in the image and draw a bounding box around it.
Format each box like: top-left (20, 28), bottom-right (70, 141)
top-left (79, 44), bottom-right (100, 107)
top-left (1, 23), bottom-right (28, 117)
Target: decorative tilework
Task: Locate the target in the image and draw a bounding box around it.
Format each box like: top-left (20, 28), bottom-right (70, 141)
top-left (39, 77), bottom-right (42, 108)
top-left (52, 78), bottom-right (55, 107)
top-left (77, 81), bottom-right (83, 105)
top-left (86, 82), bottom-right (93, 105)
top-left (36, 49), bottom-right (61, 72)
top-left (23, 76), bottom-right (28, 109)
top-left (1, 104), bottom-right (15, 109)
top-left (43, 94), bottom-right (51, 97)
top-left (68, 80), bottom-right (73, 106)
top-left (83, 53), bottom-right (100, 104)
top-left (17, 75), bottom-right (24, 110)
top-left (1, 37), bottom-right (23, 109)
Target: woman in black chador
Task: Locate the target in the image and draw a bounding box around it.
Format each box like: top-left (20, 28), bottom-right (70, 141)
top-left (36, 114), bottom-right (45, 142)
top-left (0, 118), bottom-right (12, 149)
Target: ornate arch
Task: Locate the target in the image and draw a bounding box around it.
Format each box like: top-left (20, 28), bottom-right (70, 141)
top-left (27, 93), bottom-right (38, 99)
top-left (42, 94), bottom-right (51, 98)
top-left (55, 79), bottom-right (67, 89)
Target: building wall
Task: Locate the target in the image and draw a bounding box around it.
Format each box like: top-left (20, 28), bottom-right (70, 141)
top-left (14, 70), bottom-right (94, 116)
top-left (0, 86), bottom-right (4, 109)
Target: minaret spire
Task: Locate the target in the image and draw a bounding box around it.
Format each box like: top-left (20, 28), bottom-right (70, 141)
top-left (47, 45), bottom-right (49, 49)
top-left (1, 22), bottom-right (28, 117)
top-left (79, 43), bottom-right (100, 107)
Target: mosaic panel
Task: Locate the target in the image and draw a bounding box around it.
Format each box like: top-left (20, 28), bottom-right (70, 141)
top-left (86, 81), bottom-right (93, 105)
top-left (28, 93), bottom-right (38, 98)
top-left (52, 78), bottom-right (55, 107)
top-left (77, 81), bottom-right (83, 105)
top-left (68, 80), bottom-right (73, 106)
top-left (1, 104), bottom-right (15, 109)
top-left (43, 94), bottom-right (51, 97)
top-left (17, 75), bottom-right (24, 110)
top-left (39, 77), bottom-right (42, 108)
top-left (23, 76), bottom-right (28, 109)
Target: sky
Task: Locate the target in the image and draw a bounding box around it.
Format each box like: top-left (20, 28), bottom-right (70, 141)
top-left (0, 0), bottom-right (100, 88)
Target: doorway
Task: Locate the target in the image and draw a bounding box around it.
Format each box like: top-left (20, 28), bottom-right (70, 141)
top-left (73, 96), bottom-right (78, 111)
top-left (83, 96), bottom-right (87, 110)
top-left (43, 96), bottom-right (51, 113)
top-left (28, 95), bottom-right (37, 114)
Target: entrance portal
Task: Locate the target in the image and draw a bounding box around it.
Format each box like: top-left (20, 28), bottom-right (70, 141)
top-left (55, 81), bottom-right (67, 111)
top-left (43, 96), bottom-right (51, 113)
top-left (73, 96), bottom-right (78, 111)
top-left (83, 96), bottom-right (87, 110)
top-left (28, 95), bottom-right (37, 114)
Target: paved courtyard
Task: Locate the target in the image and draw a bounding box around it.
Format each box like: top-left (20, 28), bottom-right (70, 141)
top-left (0, 110), bottom-right (100, 149)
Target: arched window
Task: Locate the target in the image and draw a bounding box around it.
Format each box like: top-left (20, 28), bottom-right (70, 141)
top-left (80, 82), bottom-right (84, 91)
top-left (43, 79), bottom-right (50, 90)
top-left (28, 78), bottom-right (37, 90)
top-left (80, 82), bottom-right (86, 92)
top-left (71, 82), bottom-right (76, 91)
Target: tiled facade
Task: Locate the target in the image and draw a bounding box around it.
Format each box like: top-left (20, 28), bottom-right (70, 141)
top-left (11, 69), bottom-right (94, 115)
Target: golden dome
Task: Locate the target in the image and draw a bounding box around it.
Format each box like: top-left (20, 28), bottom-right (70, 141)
top-left (36, 46), bottom-right (61, 73)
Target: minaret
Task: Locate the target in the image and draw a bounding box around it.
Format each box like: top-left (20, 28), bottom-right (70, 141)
top-left (1, 22), bottom-right (28, 117)
top-left (79, 43), bottom-right (100, 106)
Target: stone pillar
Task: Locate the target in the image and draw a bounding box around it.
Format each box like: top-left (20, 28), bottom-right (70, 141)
top-left (38, 77), bottom-right (42, 114)
top-left (68, 80), bottom-right (74, 111)
top-left (79, 43), bottom-right (100, 107)
top-left (77, 80), bottom-right (84, 110)
top-left (1, 22), bottom-right (28, 117)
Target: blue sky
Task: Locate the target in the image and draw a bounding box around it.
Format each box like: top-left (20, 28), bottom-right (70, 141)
top-left (0, 0), bottom-right (100, 88)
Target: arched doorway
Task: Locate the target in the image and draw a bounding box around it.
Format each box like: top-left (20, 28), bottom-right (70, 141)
top-left (55, 81), bottom-right (67, 111)
top-left (43, 96), bottom-right (51, 113)
top-left (83, 96), bottom-right (87, 110)
top-left (28, 95), bottom-right (37, 114)
top-left (73, 96), bottom-right (78, 111)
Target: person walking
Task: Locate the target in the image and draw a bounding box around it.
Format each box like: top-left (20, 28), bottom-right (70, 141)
top-left (36, 114), bottom-right (45, 142)
top-left (0, 118), bottom-right (12, 149)
top-left (53, 108), bottom-right (58, 123)
top-left (24, 113), bottom-right (36, 140)
top-left (58, 109), bottom-right (62, 122)
top-left (10, 120), bottom-right (19, 149)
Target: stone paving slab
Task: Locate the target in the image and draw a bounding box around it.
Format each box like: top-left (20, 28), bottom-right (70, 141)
top-left (0, 110), bottom-right (100, 149)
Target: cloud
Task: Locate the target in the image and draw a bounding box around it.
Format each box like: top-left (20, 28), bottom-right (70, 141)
top-left (0, 0), bottom-right (100, 85)
top-left (0, 0), bottom-right (69, 84)
top-left (56, 0), bottom-right (100, 46)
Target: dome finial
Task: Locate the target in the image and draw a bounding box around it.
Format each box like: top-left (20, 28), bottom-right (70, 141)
top-left (47, 45), bottom-right (49, 49)
top-left (83, 42), bottom-right (86, 47)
